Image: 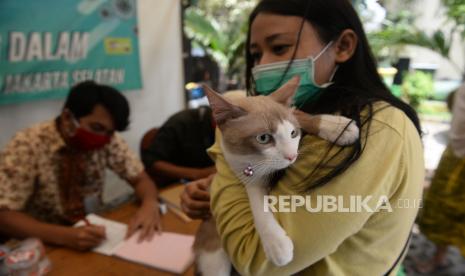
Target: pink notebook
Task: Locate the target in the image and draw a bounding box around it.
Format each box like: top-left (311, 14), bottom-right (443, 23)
top-left (114, 232), bottom-right (195, 274)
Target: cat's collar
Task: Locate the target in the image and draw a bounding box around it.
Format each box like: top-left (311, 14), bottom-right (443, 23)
top-left (243, 164), bottom-right (254, 177)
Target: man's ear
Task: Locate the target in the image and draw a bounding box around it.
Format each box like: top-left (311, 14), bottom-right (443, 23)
top-left (269, 76), bottom-right (300, 106)
top-left (203, 85), bottom-right (247, 126)
top-left (60, 109), bottom-right (76, 136)
top-left (334, 29), bottom-right (358, 63)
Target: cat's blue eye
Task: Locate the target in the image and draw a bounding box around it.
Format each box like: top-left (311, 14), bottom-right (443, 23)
top-left (256, 134), bottom-right (272, 144)
top-left (291, 129), bottom-right (300, 138)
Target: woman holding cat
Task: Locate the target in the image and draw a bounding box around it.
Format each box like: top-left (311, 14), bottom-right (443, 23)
top-left (182, 0), bottom-right (424, 275)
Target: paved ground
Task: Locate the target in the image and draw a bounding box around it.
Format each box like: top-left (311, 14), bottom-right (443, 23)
top-left (403, 229), bottom-right (465, 275)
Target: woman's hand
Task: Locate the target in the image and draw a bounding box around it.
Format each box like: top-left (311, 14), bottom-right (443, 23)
top-left (181, 174), bottom-right (214, 219)
top-left (126, 200), bottom-right (162, 242)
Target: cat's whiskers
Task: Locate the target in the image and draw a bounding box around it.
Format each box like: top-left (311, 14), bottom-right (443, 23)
top-left (243, 159), bottom-right (278, 171)
top-left (235, 159), bottom-right (281, 185)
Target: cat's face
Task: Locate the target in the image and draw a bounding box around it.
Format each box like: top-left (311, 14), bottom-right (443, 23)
top-left (217, 96), bottom-right (301, 171)
top-left (205, 77), bottom-right (301, 172)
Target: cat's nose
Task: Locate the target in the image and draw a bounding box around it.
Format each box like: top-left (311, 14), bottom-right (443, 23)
top-left (285, 154), bottom-right (297, 161)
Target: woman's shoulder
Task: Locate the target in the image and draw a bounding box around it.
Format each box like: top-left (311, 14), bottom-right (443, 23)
top-left (367, 101), bottom-right (411, 140)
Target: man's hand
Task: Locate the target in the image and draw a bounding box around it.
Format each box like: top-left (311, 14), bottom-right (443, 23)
top-left (64, 225), bottom-right (106, 251)
top-left (126, 171), bottom-right (162, 242)
top-left (181, 174), bottom-right (214, 219)
top-left (126, 200), bottom-right (162, 242)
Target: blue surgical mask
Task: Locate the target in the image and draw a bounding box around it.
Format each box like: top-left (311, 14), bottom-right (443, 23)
top-left (252, 42), bottom-right (336, 107)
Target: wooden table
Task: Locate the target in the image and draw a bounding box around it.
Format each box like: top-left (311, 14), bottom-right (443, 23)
top-left (46, 199), bottom-right (200, 275)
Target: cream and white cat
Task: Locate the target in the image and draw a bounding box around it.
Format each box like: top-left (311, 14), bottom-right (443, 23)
top-left (194, 77), bottom-right (359, 276)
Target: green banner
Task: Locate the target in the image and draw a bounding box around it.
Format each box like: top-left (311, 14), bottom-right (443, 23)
top-left (0, 0), bottom-right (142, 105)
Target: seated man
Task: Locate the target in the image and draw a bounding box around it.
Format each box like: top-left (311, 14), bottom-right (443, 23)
top-left (0, 81), bottom-right (160, 250)
top-left (141, 106), bottom-right (216, 187)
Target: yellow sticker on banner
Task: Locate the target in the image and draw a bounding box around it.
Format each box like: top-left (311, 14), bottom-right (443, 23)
top-left (104, 38), bottom-right (132, 55)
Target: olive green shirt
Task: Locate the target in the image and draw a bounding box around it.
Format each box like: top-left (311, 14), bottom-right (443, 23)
top-left (208, 103), bottom-right (424, 275)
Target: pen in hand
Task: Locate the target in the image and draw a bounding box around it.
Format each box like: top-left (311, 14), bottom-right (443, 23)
top-left (83, 218), bottom-right (107, 240)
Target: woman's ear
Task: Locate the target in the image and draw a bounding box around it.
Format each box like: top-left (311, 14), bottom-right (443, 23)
top-left (334, 29), bottom-right (358, 63)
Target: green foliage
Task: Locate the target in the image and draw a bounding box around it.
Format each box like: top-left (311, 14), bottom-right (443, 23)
top-left (402, 71), bottom-right (435, 108)
top-left (417, 100), bottom-right (451, 120)
top-left (184, 0), bottom-right (257, 80)
top-left (369, 10), bottom-right (452, 61)
top-left (368, 0), bottom-right (465, 78)
top-left (367, 10), bottom-right (414, 58)
top-left (442, 0), bottom-right (465, 36)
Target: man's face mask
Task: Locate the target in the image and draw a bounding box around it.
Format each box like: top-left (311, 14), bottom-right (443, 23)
top-left (69, 116), bottom-right (112, 151)
top-left (252, 41), bottom-right (335, 107)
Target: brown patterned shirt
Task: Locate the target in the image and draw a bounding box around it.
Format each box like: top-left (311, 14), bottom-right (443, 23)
top-left (0, 120), bottom-right (144, 224)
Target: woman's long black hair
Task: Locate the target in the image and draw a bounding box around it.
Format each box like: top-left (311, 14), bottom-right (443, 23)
top-left (245, 0), bottom-right (422, 190)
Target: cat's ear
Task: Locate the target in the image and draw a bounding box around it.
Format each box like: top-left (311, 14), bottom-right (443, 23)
top-left (269, 76), bottom-right (300, 106)
top-left (203, 85), bottom-right (247, 126)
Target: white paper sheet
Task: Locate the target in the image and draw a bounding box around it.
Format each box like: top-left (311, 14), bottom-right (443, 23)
top-left (74, 214), bottom-right (128, 255)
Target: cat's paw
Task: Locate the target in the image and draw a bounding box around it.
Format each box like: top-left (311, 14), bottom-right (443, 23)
top-left (261, 230), bottom-right (294, 266)
top-left (318, 115), bottom-right (359, 146)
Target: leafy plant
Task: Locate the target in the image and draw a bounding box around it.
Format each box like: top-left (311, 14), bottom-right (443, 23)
top-left (368, 0), bottom-right (465, 80)
top-left (442, 0), bottom-right (465, 36)
top-left (402, 71), bottom-right (435, 108)
top-left (184, 0), bottom-right (257, 84)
